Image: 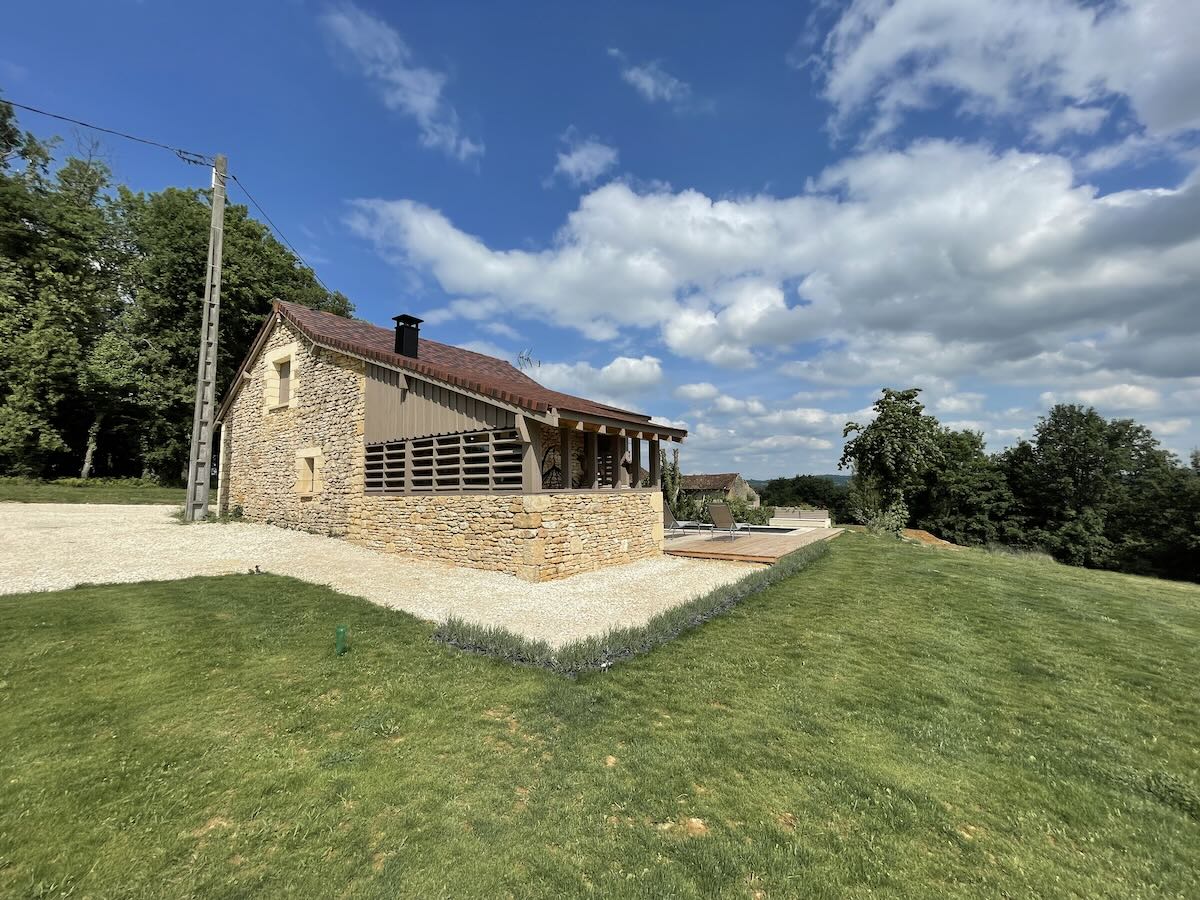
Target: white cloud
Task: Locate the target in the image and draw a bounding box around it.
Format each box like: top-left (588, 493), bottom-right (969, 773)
top-left (1043, 383), bottom-right (1163, 410)
top-left (1031, 105), bottom-right (1109, 145)
top-left (482, 320), bottom-right (521, 341)
top-left (674, 382), bottom-right (720, 402)
top-left (713, 394), bottom-right (767, 415)
top-left (1074, 384), bottom-right (1162, 409)
top-left (608, 48), bottom-right (693, 107)
top-left (935, 392), bottom-right (986, 414)
top-left (347, 139), bottom-right (1200, 398)
top-left (807, 0), bottom-right (1200, 144)
top-left (320, 2), bottom-right (483, 162)
top-left (536, 354), bottom-right (663, 408)
top-left (1148, 417), bottom-right (1191, 436)
top-left (550, 131), bottom-right (619, 186)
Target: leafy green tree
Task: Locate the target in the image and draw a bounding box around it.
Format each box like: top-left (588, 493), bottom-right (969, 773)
top-left (0, 100), bottom-right (353, 480)
top-left (0, 100), bottom-right (121, 477)
top-left (840, 388), bottom-right (943, 529)
top-left (1000, 404), bottom-right (1198, 578)
top-left (909, 428), bottom-right (1017, 545)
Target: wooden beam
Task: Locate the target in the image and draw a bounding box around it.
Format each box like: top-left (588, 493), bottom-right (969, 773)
top-left (631, 437), bottom-right (641, 488)
top-left (556, 409), bottom-right (686, 442)
top-left (649, 438), bottom-right (661, 489)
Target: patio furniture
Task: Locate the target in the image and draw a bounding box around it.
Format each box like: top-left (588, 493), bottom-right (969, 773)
top-left (708, 502), bottom-right (750, 540)
top-left (663, 497), bottom-right (710, 535)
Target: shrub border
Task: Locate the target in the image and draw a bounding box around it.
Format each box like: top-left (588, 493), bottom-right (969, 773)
top-left (433, 539), bottom-right (831, 677)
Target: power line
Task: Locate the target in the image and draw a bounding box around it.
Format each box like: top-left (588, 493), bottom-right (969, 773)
top-left (227, 173), bottom-right (336, 296)
top-left (5, 99), bottom-right (214, 167)
top-left (5, 98), bottom-right (337, 296)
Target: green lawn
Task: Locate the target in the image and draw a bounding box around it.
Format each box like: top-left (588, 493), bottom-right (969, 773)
top-left (0, 477), bottom-right (185, 505)
top-left (1, 533), bottom-right (1197, 898)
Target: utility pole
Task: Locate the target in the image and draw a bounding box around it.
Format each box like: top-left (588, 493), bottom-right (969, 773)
top-left (184, 154), bottom-right (227, 521)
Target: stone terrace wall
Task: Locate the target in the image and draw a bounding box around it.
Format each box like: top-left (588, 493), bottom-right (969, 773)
top-left (352, 489), bottom-right (664, 581)
top-left (220, 319), bottom-right (663, 581)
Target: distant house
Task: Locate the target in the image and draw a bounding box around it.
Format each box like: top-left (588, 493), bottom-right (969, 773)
top-left (680, 473), bottom-right (760, 508)
top-left (214, 301), bottom-right (686, 581)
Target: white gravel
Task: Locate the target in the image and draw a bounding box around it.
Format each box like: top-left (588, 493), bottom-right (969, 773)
top-left (0, 503), bottom-right (757, 646)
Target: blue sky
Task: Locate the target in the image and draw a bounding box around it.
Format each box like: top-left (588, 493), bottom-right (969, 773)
top-left (4, 0), bottom-right (1199, 477)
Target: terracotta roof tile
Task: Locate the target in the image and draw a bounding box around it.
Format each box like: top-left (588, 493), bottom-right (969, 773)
top-left (275, 301), bottom-right (677, 431)
top-left (681, 473), bottom-right (740, 491)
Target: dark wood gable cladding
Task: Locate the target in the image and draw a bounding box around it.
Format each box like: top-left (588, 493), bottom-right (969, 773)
top-left (364, 364), bottom-right (515, 444)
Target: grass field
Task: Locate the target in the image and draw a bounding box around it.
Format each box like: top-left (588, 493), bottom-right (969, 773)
top-left (0, 476), bottom-right (185, 505)
top-left (1, 532), bottom-right (1197, 898)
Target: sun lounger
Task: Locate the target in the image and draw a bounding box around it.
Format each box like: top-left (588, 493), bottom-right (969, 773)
top-left (708, 502), bottom-right (750, 540)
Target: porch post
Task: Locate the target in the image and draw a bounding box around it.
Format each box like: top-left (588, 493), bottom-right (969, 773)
top-left (521, 418), bottom-right (541, 492)
top-left (630, 437), bottom-right (641, 488)
top-left (559, 425), bottom-right (573, 490)
top-left (613, 435), bottom-right (628, 489)
top-left (584, 431), bottom-right (598, 489)
top-left (649, 438), bottom-right (661, 489)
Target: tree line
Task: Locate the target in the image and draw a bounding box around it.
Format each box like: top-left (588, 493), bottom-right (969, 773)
top-left (763, 388), bottom-right (1198, 583)
top-left (0, 100), bottom-right (352, 482)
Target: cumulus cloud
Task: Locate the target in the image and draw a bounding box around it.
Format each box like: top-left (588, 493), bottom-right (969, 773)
top-left (1042, 384), bottom-right (1162, 410)
top-left (608, 48), bottom-right (693, 108)
top-left (1148, 417), bottom-right (1191, 436)
top-left (805, 0), bottom-right (1200, 145)
top-left (346, 139), bottom-right (1200, 412)
top-left (549, 130), bottom-right (619, 186)
top-left (535, 354), bottom-right (663, 409)
top-left (320, 2), bottom-right (483, 162)
top-left (935, 392), bottom-right (986, 414)
top-left (674, 382), bottom-right (720, 402)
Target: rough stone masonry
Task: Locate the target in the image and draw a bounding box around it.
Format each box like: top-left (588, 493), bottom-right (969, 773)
top-left (219, 318), bottom-right (664, 581)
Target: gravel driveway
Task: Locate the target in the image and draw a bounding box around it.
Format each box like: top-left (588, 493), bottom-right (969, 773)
top-left (0, 503), bottom-right (755, 646)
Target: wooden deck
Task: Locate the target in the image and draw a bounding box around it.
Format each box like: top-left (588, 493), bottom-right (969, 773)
top-left (663, 527), bottom-right (842, 564)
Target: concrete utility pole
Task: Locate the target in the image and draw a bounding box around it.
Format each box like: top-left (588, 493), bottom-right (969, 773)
top-left (184, 154), bottom-right (227, 521)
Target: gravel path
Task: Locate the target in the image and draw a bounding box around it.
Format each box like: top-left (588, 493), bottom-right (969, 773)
top-left (0, 503), bottom-right (756, 646)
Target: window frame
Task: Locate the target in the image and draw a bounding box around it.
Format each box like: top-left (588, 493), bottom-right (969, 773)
top-left (264, 343), bottom-right (300, 412)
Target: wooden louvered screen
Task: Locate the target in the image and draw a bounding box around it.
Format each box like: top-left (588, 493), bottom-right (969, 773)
top-left (365, 428), bottom-right (524, 494)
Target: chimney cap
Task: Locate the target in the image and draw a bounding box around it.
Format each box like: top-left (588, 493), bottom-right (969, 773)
top-left (393, 314), bottom-right (423, 327)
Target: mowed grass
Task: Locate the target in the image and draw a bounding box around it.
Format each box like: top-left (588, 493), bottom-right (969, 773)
top-left (1, 533), bottom-right (1197, 898)
top-left (0, 477), bottom-right (184, 504)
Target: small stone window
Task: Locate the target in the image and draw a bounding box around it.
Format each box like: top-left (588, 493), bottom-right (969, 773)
top-left (277, 359), bottom-right (291, 405)
top-left (295, 448), bottom-right (324, 495)
top-left (264, 343), bottom-right (300, 411)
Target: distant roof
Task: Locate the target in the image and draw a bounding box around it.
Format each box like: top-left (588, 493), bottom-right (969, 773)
top-left (219, 301), bottom-right (685, 439)
top-left (681, 473), bottom-right (741, 491)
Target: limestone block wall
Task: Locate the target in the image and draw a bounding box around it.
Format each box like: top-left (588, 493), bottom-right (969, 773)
top-left (351, 489), bottom-right (664, 581)
top-left (221, 318), bottom-right (365, 536)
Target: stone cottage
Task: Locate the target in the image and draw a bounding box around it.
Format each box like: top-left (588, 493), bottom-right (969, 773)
top-left (679, 473), bottom-right (760, 508)
top-left (214, 301), bottom-right (686, 581)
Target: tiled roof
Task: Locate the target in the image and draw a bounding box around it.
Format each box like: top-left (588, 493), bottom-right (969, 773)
top-left (681, 473), bottom-right (740, 491)
top-left (274, 302), bottom-right (676, 430)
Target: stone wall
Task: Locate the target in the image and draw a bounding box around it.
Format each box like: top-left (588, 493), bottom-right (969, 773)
top-left (220, 317), bottom-right (663, 581)
top-left (222, 318), bottom-right (365, 536)
top-left (351, 489), bottom-right (663, 581)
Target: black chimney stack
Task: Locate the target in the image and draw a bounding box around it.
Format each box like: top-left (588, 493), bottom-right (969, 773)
top-left (392, 314), bottom-right (422, 358)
